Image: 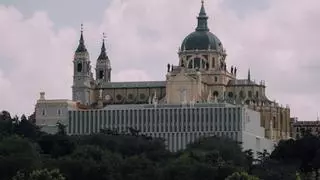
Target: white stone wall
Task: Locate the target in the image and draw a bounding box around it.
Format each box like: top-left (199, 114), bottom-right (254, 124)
top-left (67, 103), bottom-right (274, 152)
top-left (241, 132), bottom-right (275, 158)
top-left (241, 108), bottom-right (275, 157)
top-left (35, 94), bottom-right (76, 134)
top-left (243, 108), bottom-right (265, 137)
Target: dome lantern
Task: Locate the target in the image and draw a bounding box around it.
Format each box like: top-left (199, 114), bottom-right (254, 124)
top-left (180, 1), bottom-right (223, 52)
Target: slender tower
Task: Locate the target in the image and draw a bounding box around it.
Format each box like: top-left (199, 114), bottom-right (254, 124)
top-left (96, 33), bottom-right (112, 84)
top-left (72, 24), bottom-right (93, 105)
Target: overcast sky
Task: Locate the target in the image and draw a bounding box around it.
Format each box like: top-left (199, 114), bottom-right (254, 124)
top-left (0, 0), bottom-right (319, 121)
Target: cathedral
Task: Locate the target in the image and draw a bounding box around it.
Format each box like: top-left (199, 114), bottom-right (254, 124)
top-left (70, 2), bottom-right (290, 140)
top-left (35, 2), bottom-right (291, 146)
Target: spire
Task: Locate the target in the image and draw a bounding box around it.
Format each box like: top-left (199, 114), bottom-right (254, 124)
top-left (199, 0), bottom-right (206, 16)
top-left (76, 24), bottom-right (87, 53)
top-left (196, 0), bottom-right (209, 31)
top-left (248, 69), bottom-right (251, 81)
top-left (97, 33), bottom-right (108, 60)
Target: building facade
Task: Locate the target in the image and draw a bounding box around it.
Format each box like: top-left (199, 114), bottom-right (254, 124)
top-left (290, 117), bottom-right (320, 139)
top-left (35, 92), bottom-right (77, 134)
top-left (67, 103), bottom-right (274, 153)
top-left (35, 1), bottom-right (290, 152)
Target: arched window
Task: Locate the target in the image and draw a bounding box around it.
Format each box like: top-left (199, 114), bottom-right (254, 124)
top-left (211, 57), bottom-right (215, 68)
top-left (213, 91), bottom-right (219, 97)
top-left (77, 63), bottom-right (82, 72)
top-left (188, 60), bottom-right (193, 68)
top-left (99, 70), bottom-right (104, 79)
top-left (273, 116), bottom-right (276, 128)
top-left (193, 58), bottom-right (201, 69)
top-left (187, 58), bottom-right (207, 70)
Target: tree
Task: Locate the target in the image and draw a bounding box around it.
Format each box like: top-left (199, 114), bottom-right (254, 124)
top-left (12, 169), bottom-right (65, 180)
top-left (0, 136), bottom-right (40, 179)
top-left (14, 116), bottom-right (41, 140)
top-left (56, 122), bottom-right (66, 136)
top-left (295, 172), bottom-right (301, 180)
top-left (257, 149), bottom-right (270, 163)
top-left (225, 172), bottom-right (260, 180)
top-left (244, 149), bottom-right (255, 173)
top-left (0, 110), bottom-right (11, 121)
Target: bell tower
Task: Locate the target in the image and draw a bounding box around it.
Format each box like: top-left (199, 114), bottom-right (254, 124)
top-left (95, 33), bottom-right (111, 83)
top-left (72, 24), bottom-right (93, 105)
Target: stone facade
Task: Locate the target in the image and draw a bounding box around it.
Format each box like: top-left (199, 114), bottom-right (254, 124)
top-left (291, 118), bottom-right (320, 139)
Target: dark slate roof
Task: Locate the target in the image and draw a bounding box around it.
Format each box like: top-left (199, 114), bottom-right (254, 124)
top-left (76, 32), bottom-right (87, 53)
top-left (101, 81), bottom-right (166, 89)
top-left (228, 79), bottom-right (260, 86)
top-left (180, 1), bottom-right (223, 51)
top-left (98, 40), bottom-right (108, 60)
top-left (181, 31), bottom-right (223, 51)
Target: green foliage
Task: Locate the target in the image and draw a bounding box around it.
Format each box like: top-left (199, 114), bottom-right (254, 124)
top-left (56, 122), bottom-right (66, 136)
top-left (225, 172), bottom-right (260, 180)
top-left (0, 136), bottom-right (41, 179)
top-left (12, 169), bottom-right (65, 180)
top-left (295, 172), bottom-right (301, 180)
top-left (4, 110), bottom-right (320, 179)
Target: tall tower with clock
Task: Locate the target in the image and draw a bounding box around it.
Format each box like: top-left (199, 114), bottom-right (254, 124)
top-left (72, 25), bottom-right (94, 105)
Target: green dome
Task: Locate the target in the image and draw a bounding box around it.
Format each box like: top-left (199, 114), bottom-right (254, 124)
top-left (181, 31), bottom-right (223, 51)
top-left (180, 1), bottom-right (223, 51)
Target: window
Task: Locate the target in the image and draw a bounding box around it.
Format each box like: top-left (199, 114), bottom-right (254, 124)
top-left (214, 76), bottom-right (218, 82)
top-left (57, 109), bottom-right (62, 116)
top-left (193, 58), bottom-right (201, 69)
top-left (228, 92), bottom-right (233, 98)
top-left (139, 93), bottom-right (146, 100)
top-left (99, 70), bottom-right (104, 79)
top-left (248, 91), bottom-right (252, 98)
top-left (213, 91), bottom-right (219, 97)
top-left (116, 94), bottom-right (122, 101)
top-left (77, 63), bottom-right (82, 72)
top-left (239, 91), bottom-right (245, 98)
top-left (255, 91), bottom-right (259, 98)
top-left (42, 109), bottom-right (46, 116)
top-left (187, 58), bottom-right (207, 70)
top-left (212, 57), bottom-right (215, 68)
top-left (128, 94), bottom-right (134, 100)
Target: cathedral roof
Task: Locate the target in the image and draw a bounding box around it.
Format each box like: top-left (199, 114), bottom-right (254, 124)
top-left (181, 1), bottom-right (223, 51)
top-left (100, 81), bottom-right (166, 89)
top-left (228, 79), bottom-right (259, 86)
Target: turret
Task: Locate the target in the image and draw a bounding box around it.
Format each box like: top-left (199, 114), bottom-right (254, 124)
top-left (96, 33), bottom-right (112, 83)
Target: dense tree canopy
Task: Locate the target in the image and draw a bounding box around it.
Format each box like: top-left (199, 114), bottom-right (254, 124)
top-left (1, 110), bottom-right (320, 179)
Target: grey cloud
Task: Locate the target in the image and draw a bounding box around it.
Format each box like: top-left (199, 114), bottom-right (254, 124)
top-left (0, 0), bottom-right (319, 121)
